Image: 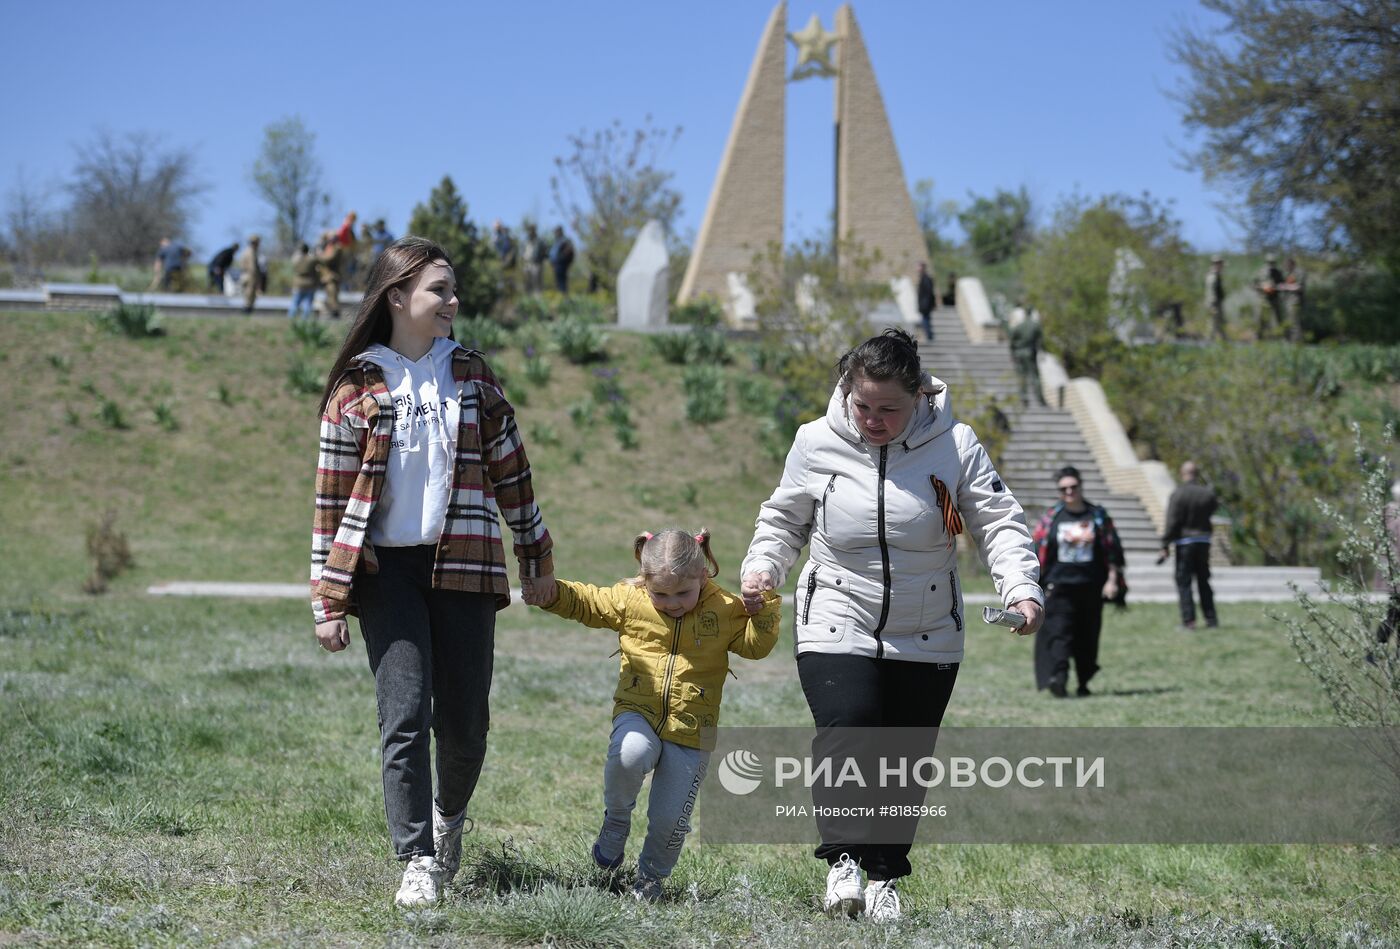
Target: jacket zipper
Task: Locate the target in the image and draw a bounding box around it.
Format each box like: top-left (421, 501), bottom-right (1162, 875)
top-left (873, 445), bottom-right (891, 658)
top-left (656, 615), bottom-right (682, 733)
top-left (802, 564), bottom-right (821, 624)
top-left (820, 474), bottom-right (837, 532)
top-left (949, 569), bottom-right (963, 632)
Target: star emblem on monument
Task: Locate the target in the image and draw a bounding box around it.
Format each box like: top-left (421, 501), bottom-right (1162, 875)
top-left (788, 13), bottom-right (838, 81)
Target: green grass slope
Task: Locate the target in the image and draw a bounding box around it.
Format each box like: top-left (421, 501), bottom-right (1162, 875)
top-left (0, 311), bottom-right (1395, 947)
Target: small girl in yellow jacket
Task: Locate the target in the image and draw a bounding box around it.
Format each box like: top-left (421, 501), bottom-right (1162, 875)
top-left (523, 528), bottom-right (781, 900)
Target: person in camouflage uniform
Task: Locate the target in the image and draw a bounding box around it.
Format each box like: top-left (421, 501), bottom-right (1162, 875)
top-left (1008, 304), bottom-right (1046, 407)
top-left (1252, 256), bottom-right (1285, 339)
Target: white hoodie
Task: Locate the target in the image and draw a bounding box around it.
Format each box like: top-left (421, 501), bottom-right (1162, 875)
top-left (742, 377), bottom-right (1042, 663)
top-left (359, 337), bottom-right (462, 547)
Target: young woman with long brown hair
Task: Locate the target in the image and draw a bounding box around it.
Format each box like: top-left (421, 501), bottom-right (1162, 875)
top-left (310, 236), bottom-right (554, 907)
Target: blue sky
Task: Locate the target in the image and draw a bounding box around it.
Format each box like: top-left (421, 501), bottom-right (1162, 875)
top-left (0, 0), bottom-right (1237, 260)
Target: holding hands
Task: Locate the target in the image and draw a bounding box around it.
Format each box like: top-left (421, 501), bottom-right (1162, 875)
top-left (315, 618), bottom-right (350, 652)
top-left (521, 573), bottom-right (557, 607)
top-left (740, 571), bottom-right (775, 615)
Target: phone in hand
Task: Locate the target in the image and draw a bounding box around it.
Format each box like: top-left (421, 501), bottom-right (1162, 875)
top-left (982, 606), bottom-right (1027, 631)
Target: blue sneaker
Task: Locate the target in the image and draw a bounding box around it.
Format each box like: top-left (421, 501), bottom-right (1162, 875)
top-left (592, 841), bottom-right (623, 872)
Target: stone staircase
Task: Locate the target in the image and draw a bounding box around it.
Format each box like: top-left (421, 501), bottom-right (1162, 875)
top-left (912, 305), bottom-right (1326, 602)
top-left (918, 306), bottom-right (1162, 556)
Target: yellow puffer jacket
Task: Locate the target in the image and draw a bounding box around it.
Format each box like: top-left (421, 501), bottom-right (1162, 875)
top-left (544, 579), bottom-right (781, 750)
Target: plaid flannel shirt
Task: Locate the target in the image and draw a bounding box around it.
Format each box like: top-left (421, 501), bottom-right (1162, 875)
top-left (310, 348), bottom-right (552, 624)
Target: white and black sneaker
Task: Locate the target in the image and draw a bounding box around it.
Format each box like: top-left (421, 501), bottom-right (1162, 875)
top-left (864, 878), bottom-right (901, 923)
top-left (432, 806), bottom-right (470, 884)
top-left (394, 855), bottom-right (443, 909)
top-left (823, 853), bottom-right (865, 918)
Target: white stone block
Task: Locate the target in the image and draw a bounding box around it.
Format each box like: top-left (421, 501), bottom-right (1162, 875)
top-left (618, 220), bottom-right (670, 329)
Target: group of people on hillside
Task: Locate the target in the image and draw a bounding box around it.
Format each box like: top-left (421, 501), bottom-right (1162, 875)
top-left (152, 210), bottom-right (395, 316)
top-left (491, 220), bottom-right (575, 294)
top-left (309, 236), bottom-right (1052, 921)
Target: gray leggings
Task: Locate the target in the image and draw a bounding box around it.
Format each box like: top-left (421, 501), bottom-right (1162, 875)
top-left (356, 545), bottom-right (496, 860)
top-left (596, 711), bottom-right (710, 881)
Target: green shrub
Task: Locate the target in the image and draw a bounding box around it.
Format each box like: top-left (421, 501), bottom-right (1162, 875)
top-left (523, 352), bottom-right (552, 386)
top-left (152, 402), bottom-right (179, 432)
top-left (211, 382), bottom-right (236, 406)
top-left (650, 332), bottom-right (693, 365)
top-left (557, 295), bottom-right (609, 324)
top-left (47, 354), bottom-right (71, 372)
top-left (513, 294), bottom-right (554, 323)
top-left (683, 364), bottom-right (728, 424)
top-left (528, 422), bottom-right (561, 448)
top-left (554, 316), bottom-right (608, 363)
top-left (613, 420), bottom-right (639, 450)
top-left (456, 316), bottom-right (510, 353)
top-left (286, 358), bottom-right (322, 396)
top-left (289, 319), bottom-right (330, 349)
top-left (94, 303), bottom-right (165, 339)
top-left (734, 374), bottom-right (777, 416)
top-left (687, 326), bottom-right (730, 364)
top-left (567, 399), bottom-right (596, 428)
top-left (671, 297), bottom-right (724, 326)
top-left (96, 398), bottom-right (127, 430)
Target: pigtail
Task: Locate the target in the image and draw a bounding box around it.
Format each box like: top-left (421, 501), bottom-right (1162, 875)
top-left (633, 531), bottom-right (654, 564)
top-left (695, 527), bottom-right (720, 578)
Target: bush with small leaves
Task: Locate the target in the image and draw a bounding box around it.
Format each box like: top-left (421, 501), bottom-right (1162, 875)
top-left (286, 358), bottom-right (322, 395)
top-left (554, 316), bottom-right (608, 364)
top-left (557, 295), bottom-right (609, 324)
top-left (567, 399), bottom-right (596, 428)
top-left (47, 354), bottom-right (71, 372)
top-left (456, 316), bottom-right (510, 353)
top-left (688, 326), bottom-right (730, 365)
top-left (683, 364), bottom-right (728, 424)
top-left (289, 319), bottom-right (330, 349)
top-left (96, 398), bottom-right (128, 430)
top-left (94, 302), bottom-right (165, 339)
top-left (613, 421), bottom-right (639, 450)
top-left (650, 332), bottom-right (692, 365)
top-left (152, 402), bottom-right (179, 431)
top-left (529, 422), bottom-right (561, 448)
top-left (671, 297), bottom-right (724, 326)
top-left (523, 350), bottom-right (552, 386)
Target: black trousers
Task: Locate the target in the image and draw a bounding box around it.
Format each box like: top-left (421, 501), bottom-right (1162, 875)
top-left (356, 545), bottom-right (497, 860)
top-left (797, 651), bottom-right (959, 881)
top-left (1174, 543), bottom-right (1216, 625)
top-left (1035, 583), bottom-right (1102, 690)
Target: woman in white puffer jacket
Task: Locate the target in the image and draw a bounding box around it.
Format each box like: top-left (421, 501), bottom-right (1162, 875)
top-left (740, 329), bottom-right (1044, 922)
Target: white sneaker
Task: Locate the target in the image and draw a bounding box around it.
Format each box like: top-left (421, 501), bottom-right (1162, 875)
top-left (823, 853), bottom-right (865, 918)
top-left (394, 855), bottom-right (443, 908)
top-left (433, 807), bottom-right (469, 884)
top-left (864, 879), bottom-right (901, 923)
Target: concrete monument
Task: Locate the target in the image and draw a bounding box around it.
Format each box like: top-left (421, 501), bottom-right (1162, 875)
top-left (679, 3), bottom-right (928, 323)
top-left (617, 220), bottom-right (670, 329)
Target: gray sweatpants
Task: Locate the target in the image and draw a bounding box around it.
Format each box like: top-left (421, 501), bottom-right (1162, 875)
top-left (595, 711), bottom-right (709, 881)
top-left (356, 544), bottom-right (497, 860)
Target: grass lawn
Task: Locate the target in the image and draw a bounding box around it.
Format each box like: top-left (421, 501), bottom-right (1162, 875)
top-left (0, 311), bottom-right (1395, 946)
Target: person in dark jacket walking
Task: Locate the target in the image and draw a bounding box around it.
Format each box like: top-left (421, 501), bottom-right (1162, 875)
top-left (208, 242), bottom-right (239, 292)
top-left (549, 227), bottom-right (574, 294)
top-left (1159, 461), bottom-right (1218, 629)
top-left (1032, 466), bottom-right (1125, 697)
top-left (915, 262), bottom-right (936, 342)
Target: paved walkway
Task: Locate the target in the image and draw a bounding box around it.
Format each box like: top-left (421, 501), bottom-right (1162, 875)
top-left (147, 578), bottom-right (1344, 605)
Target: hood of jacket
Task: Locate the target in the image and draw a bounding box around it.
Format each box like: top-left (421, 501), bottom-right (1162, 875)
top-left (824, 372), bottom-right (954, 452)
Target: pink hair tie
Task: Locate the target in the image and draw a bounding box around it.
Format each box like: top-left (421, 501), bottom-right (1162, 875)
top-left (643, 532), bottom-right (654, 542)
top-left (694, 534), bottom-right (705, 544)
